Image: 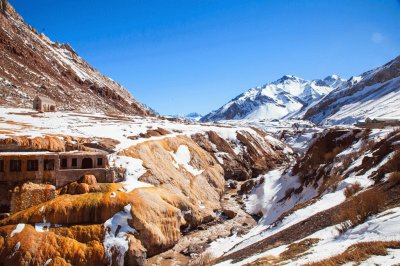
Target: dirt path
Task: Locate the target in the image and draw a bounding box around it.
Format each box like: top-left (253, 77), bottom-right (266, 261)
top-left (147, 181), bottom-right (258, 266)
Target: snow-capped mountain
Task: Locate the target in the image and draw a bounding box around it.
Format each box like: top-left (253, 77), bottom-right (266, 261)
top-left (0, 3), bottom-right (153, 116)
top-left (201, 75), bottom-right (345, 122)
top-left (168, 112), bottom-right (203, 122)
top-left (304, 55), bottom-right (400, 125)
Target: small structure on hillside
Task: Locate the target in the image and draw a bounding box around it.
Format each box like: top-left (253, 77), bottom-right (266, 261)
top-left (33, 95), bottom-right (57, 112)
top-left (356, 117), bottom-right (400, 128)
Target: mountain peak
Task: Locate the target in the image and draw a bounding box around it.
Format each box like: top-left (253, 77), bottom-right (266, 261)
top-left (273, 75), bottom-right (303, 85)
top-left (201, 75), bottom-right (340, 122)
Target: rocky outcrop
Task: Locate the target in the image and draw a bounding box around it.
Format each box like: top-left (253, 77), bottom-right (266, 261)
top-left (119, 135), bottom-right (225, 212)
top-left (192, 129), bottom-right (289, 181)
top-left (10, 182), bottom-right (56, 214)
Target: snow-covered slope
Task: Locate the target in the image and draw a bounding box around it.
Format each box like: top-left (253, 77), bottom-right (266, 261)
top-left (201, 75), bottom-right (345, 122)
top-left (0, 3), bottom-right (152, 116)
top-left (304, 56), bottom-right (400, 125)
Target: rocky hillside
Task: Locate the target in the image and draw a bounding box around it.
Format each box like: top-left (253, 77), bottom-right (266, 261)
top-left (0, 107), bottom-right (290, 265)
top-left (201, 75), bottom-right (345, 122)
top-left (304, 55), bottom-right (400, 125)
top-left (204, 126), bottom-right (400, 265)
top-left (0, 2), bottom-right (152, 116)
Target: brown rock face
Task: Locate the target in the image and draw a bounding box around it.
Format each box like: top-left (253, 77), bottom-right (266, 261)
top-left (192, 129), bottom-right (288, 181)
top-left (119, 135), bottom-right (225, 212)
top-left (293, 129), bottom-right (361, 186)
top-left (0, 3), bottom-right (152, 116)
top-left (10, 182), bottom-right (56, 214)
top-left (80, 174), bottom-right (98, 186)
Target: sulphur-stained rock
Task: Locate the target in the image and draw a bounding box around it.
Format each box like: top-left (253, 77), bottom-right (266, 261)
top-left (51, 224), bottom-right (104, 243)
top-left (10, 182), bottom-right (56, 214)
top-left (0, 224), bottom-right (107, 266)
top-left (0, 187), bottom-right (205, 259)
top-left (119, 135), bottom-right (225, 212)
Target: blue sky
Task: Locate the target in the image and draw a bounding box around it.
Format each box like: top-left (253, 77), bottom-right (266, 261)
top-left (9, 0), bottom-right (400, 115)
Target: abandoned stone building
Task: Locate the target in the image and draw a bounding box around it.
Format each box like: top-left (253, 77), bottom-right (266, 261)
top-left (33, 95), bottom-right (57, 112)
top-left (356, 117), bottom-right (400, 128)
top-left (0, 151), bottom-right (115, 187)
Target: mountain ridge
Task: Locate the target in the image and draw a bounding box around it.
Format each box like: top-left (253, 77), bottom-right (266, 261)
top-left (201, 74), bottom-right (345, 122)
top-left (0, 2), bottom-right (153, 116)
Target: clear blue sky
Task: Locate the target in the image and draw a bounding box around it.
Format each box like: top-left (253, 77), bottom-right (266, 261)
top-left (8, 0), bottom-right (400, 115)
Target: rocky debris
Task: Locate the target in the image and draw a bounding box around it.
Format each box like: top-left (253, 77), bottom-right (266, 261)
top-left (82, 138), bottom-right (120, 153)
top-left (10, 182), bottom-right (56, 214)
top-left (128, 128), bottom-right (171, 140)
top-left (230, 226), bottom-right (246, 237)
top-left (227, 180), bottom-right (238, 189)
top-left (147, 180), bottom-right (257, 265)
top-left (181, 243), bottom-right (209, 257)
top-left (239, 176), bottom-right (265, 195)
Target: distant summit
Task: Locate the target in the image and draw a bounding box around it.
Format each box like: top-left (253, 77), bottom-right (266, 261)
top-left (168, 112), bottom-right (203, 122)
top-left (201, 75), bottom-right (345, 122)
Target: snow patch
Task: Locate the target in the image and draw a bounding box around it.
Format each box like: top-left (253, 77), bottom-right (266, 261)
top-left (170, 145), bottom-right (204, 176)
top-left (10, 223), bottom-right (25, 237)
top-left (104, 204), bottom-right (137, 266)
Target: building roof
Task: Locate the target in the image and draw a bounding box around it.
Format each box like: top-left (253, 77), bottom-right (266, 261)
top-left (35, 95), bottom-right (57, 105)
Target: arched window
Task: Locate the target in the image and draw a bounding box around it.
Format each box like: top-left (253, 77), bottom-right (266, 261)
top-left (81, 158), bottom-right (93, 169)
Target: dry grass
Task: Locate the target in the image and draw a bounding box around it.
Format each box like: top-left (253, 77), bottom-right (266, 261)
top-left (243, 255), bottom-right (278, 266)
top-left (280, 238), bottom-right (320, 261)
top-left (318, 175), bottom-right (343, 195)
top-left (244, 238), bottom-right (320, 266)
top-left (337, 189), bottom-right (387, 234)
top-left (189, 252), bottom-right (216, 266)
top-left (307, 241), bottom-right (400, 266)
top-left (382, 150), bottom-right (400, 174)
top-left (343, 182), bottom-right (362, 198)
top-left (388, 171), bottom-right (400, 186)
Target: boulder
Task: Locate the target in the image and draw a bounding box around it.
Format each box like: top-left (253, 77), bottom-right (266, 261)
top-left (80, 174), bottom-right (98, 186)
top-left (125, 235), bottom-right (147, 266)
top-left (222, 209), bottom-right (237, 219)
